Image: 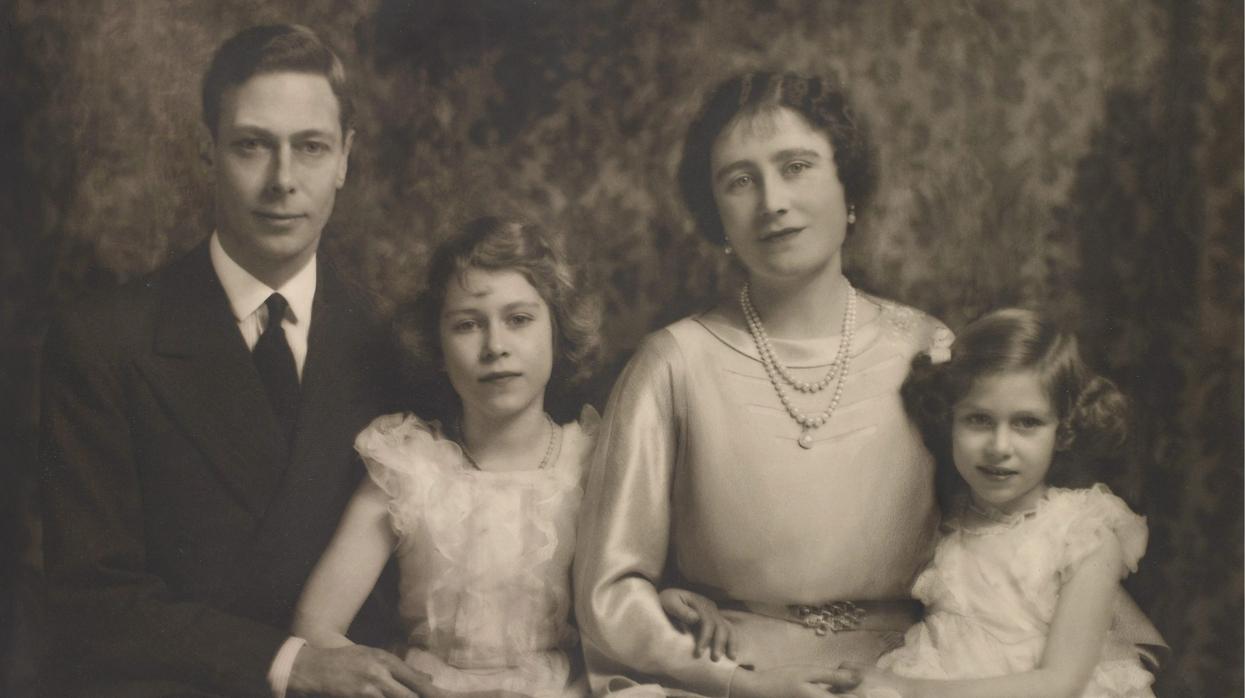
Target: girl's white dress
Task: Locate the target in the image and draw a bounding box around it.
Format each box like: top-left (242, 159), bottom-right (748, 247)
top-left (354, 408), bottom-right (598, 697)
top-left (878, 484), bottom-right (1156, 697)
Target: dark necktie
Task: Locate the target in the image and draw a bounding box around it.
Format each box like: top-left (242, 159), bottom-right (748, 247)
top-left (253, 293), bottom-right (300, 444)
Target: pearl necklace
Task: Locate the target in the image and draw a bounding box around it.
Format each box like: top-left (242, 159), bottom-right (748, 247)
top-left (460, 413), bottom-right (560, 471)
top-left (740, 283), bottom-right (856, 393)
top-left (740, 283), bottom-right (857, 449)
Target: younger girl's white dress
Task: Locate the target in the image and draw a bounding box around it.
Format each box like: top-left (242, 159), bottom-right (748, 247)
top-left (355, 408), bottom-right (598, 697)
top-left (878, 485), bottom-right (1156, 697)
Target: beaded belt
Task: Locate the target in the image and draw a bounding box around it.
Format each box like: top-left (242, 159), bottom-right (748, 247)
top-left (725, 599), bottom-right (921, 636)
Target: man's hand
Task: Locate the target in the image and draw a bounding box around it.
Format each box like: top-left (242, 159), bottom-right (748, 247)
top-left (288, 644), bottom-right (429, 698)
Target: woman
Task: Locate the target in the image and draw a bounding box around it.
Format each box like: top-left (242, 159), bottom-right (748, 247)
top-left (573, 72), bottom-right (952, 697)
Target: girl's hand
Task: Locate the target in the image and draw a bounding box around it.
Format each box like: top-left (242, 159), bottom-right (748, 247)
top-left (658, 587), bottom-right (736, 661)
top-left (729, 664), bottom-right (862, 698)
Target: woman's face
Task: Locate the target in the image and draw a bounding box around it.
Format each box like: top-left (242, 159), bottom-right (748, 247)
top-left (709, 107), bottom-right (849, 286)
top-left (439, 267), bottom-right (555, 424)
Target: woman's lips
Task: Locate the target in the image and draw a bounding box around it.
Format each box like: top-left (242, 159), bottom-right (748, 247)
top-left (761, 226), bottom-right (804, 242)
top-left (479, 371), bottom-right (522, 384)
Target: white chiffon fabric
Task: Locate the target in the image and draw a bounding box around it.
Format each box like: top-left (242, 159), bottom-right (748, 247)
top-left (355, 407), bottom-right (599, 697)
top-left (878, 484), bottom-right (1156, 697)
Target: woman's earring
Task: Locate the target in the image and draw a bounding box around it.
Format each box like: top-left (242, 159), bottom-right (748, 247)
top-left (847, 204), bottom-right (857, 225)
top-left (723, 244), bottom-right (733, 256)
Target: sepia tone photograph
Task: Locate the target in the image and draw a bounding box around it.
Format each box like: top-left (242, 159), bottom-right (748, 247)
top-left (2, 1), bottom-right (1241, 697)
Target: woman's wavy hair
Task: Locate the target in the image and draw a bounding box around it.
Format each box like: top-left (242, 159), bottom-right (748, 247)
top-left (399, 217), bottom-right (603, 424)
top-left (901, 308), bottom-right (1129, 508)
top-left (677, 71), bottom-right (876, 246)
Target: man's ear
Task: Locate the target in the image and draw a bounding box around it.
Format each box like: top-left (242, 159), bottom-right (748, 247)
top-left (199, 126), bottom-right (215, 169)
top-left (335, 128), bottom-right (355, 189)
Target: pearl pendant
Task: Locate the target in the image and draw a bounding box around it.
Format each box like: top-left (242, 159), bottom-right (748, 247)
top-left (798, 432), bottom-right (814, 449)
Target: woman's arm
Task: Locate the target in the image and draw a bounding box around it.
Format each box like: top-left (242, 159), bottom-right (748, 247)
top-left (573, 332), bottom-right (742, 697)
top-left (859, 534), bottom-right (1125, 698)
top-left (291, 478), bottom-right (397, 648)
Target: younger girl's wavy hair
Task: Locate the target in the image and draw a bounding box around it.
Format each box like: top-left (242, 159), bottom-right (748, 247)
top-left (901, 308), bottom-right (1129, 505)
top-left (400, 217), bottom-right (603, 423)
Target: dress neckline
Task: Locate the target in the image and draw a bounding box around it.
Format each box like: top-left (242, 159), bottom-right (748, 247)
top-left (693, 292), bottom-right (886, 367)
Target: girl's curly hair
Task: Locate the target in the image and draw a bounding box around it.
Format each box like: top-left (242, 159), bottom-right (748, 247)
top-left (901, 308), bottom-right (1129, 508)
top-left (677, 71), bottom-right (876, 246)
top-left (398, 217), bottom-right (603, 423)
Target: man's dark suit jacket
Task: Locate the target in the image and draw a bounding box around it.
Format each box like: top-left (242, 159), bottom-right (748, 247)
top-left (38, 241), bottom-right (402, 697)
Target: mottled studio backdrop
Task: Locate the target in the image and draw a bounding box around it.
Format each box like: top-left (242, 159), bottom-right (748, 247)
top-left (2, 1), bottom-right (1241, 696)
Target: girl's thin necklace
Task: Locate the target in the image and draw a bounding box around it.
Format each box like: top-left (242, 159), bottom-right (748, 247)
top-left (966, 499), bottom-right (1039, 527)
top-left (459, 413), bottom-right (559, 471)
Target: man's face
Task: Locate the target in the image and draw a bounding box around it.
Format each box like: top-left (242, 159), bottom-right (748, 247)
top-left (211, 71), bottom-right (353, 285)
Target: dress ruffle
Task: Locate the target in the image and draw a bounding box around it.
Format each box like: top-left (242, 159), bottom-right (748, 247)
top-left (353, 406), bottom-right (598, 696)
top-left (881, 485), bottom-right (1155, 697)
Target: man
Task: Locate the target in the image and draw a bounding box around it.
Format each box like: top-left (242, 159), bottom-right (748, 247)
top-left (39, 25), bottom-right (426, 697)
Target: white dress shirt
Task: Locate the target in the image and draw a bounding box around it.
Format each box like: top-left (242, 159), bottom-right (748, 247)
top-left (209, 232), bottom-right (315, 380)
top-left (207, 232), bottom-right (314, 697)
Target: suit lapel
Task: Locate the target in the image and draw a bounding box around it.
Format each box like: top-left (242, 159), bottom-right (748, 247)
top-left (289, 266), bottom-right (356, 472)
top-left (139, 243), bottom-right (288, 517)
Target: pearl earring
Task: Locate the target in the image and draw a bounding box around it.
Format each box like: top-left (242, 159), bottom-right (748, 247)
top-left (847, 204), bottom-right (857, 225)
top-left (724, 244), bottom-right (733, 256)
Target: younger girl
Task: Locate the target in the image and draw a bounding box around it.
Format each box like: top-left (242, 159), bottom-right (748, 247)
top-left (292, 217), bottom-right (603, 697)
top-left (855, 307), bottom-right (1156, 697)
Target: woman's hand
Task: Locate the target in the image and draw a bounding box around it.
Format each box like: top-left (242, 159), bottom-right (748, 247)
top-left (729, 664), bottom-right (861, 698)
top-left (843, 663), bottom-right (914, 698)
top-left (657, 587), bottom-right (736, 661)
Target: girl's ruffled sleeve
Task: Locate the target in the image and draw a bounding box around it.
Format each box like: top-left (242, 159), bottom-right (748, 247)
top-left (1057, 484), bottom-right (1149, 581)
top-left (354, 412), bottom-right (442, 537)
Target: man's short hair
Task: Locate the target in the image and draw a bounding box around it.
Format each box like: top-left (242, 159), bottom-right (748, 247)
top-left (201, 24), bottom-right (355, 139)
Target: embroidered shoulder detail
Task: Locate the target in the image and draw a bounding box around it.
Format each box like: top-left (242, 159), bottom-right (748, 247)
top-left (928, 322), bottom-right (954, 363)
top-left (868, 294), bottom-right (952, 356)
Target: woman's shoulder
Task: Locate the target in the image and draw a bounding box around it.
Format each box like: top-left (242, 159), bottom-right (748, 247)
top-left (620, 315), bottom-right (713, 372)
top-left (862, 293), bottom-right (953, 358)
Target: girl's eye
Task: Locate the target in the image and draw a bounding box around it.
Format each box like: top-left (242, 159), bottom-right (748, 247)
top-left (961, 413), bottom-right (992, 427)
top-left (1013, 416), bottom-right (1045, 430)
top-left (783, 161), bottom-right (811, 176)
top-left (299, 141), bottom-right (329, 155)
top-left (451, 319), bottom-right (479, 333)
top-left (727, 173), bottom-right (754, 190)
top-left (234, 138), bottom-right (266, 153)
top-left (508, 314), bottom-right (535, 328)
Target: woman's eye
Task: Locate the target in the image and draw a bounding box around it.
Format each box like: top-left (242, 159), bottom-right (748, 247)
top-left (508, 314), bottom-right (535, 327)
top-left (451, 320), bottom-right (479, 333)
top-left (727, 174), bottom-right (754, 190)
top-left (299, 141), bottom-right (329, 155)
top-left (783, 161), bottom-right (811, 176)
top-left (234, 138), bottom-right (265, 153)
top-left (1013, 416), bottom-right (1045, 430)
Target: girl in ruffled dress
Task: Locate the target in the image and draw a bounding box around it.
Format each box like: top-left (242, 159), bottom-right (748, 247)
top-left (292, 217), bottom-right (603, 697)
top-left (851, 307), bottom-right (1157, 697)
